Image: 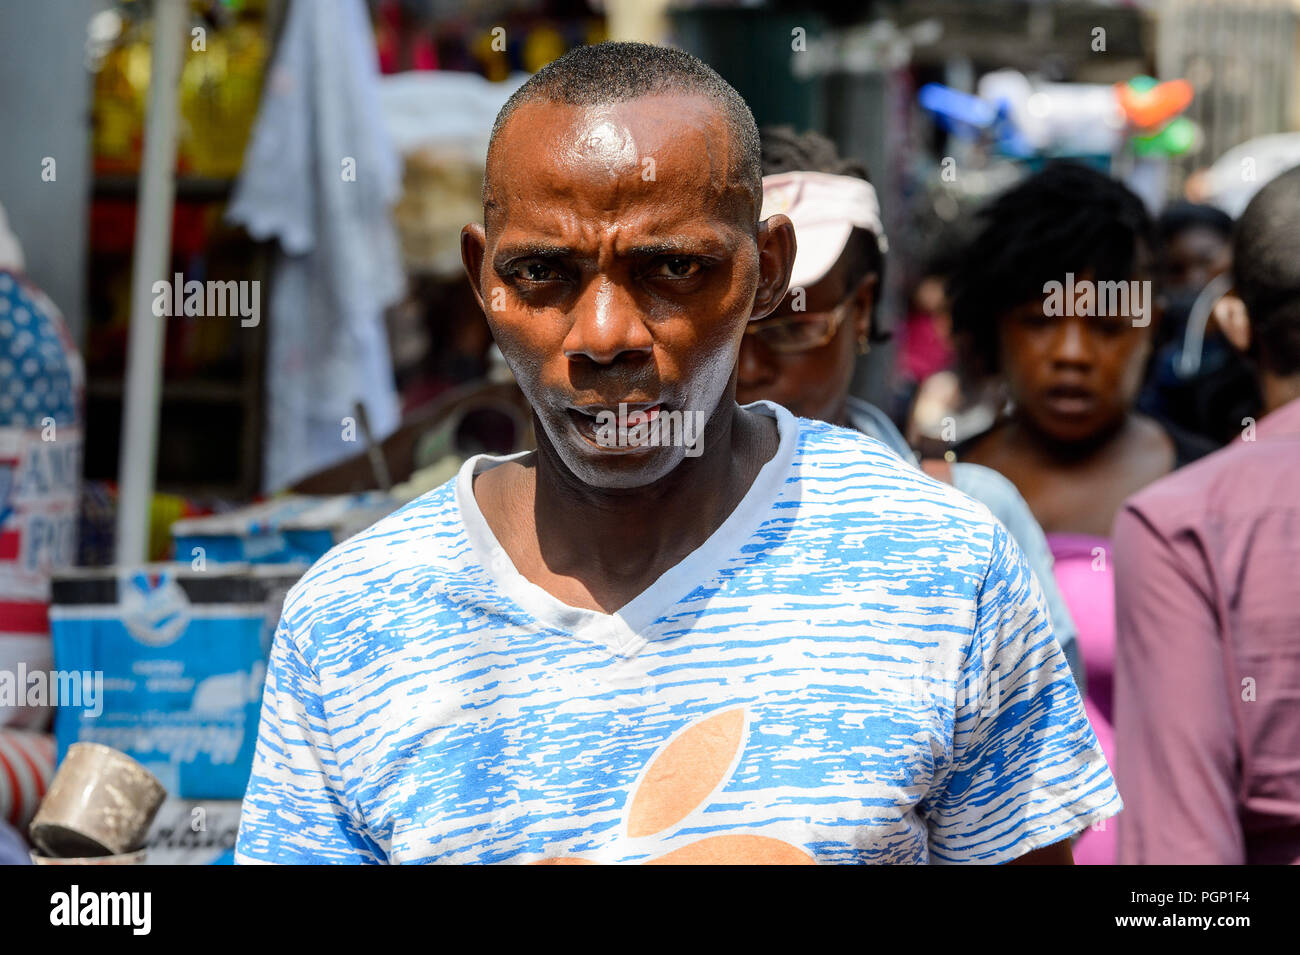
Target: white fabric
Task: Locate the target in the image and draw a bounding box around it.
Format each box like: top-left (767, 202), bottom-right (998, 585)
top-left (1200, 133), bottom-right (1300, 218)
top-left (0, 202), bottom-right (24, 274)
top-left (377, 70), bottom-right (527, 160)
top-left (226, 0), bottom-right (405, 492)
top-left (761, 171), bottom-right (888, 290)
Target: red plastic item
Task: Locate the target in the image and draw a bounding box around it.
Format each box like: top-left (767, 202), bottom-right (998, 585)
top-left (1115, 78), bottom-right (1194, 130)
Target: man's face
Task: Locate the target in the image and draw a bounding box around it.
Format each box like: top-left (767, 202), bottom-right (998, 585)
top-left (462, 93), bottom-right (792, 489)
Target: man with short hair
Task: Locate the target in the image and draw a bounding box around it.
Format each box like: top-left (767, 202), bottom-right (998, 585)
top-left (1114, 165), bottom-right (1300, 865)
top-left (236, 42), bottom-right (1116, 865)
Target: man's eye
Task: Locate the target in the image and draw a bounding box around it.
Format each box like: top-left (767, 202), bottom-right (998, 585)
top-left (650, 257), bottom-right (702, 279)
top-left (519, 263), bottom-right (561, 282)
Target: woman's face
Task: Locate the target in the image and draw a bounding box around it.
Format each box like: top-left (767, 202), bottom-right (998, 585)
top-left (998, 277), bottom-right (1154, 445)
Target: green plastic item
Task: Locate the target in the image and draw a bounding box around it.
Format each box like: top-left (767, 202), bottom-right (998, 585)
top-left (1132, 116), bottom-right (1199, 157)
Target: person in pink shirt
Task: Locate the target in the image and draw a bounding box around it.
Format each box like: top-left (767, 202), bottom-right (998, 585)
top-left (950, 164), bottom-right (1216, 864)
top-left (1113, 165), bottom-right (1300, 864)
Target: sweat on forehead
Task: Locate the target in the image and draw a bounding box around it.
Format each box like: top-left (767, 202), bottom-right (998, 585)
top-left (484, 97), bottom-right (757, 231)
top-left (481, 41), bottom-right (761, 225)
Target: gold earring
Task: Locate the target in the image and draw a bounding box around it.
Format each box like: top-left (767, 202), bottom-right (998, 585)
top-left (857, 335), bottom-right (870, 356)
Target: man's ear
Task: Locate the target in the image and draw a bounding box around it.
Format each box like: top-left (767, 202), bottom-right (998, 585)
top-left (460, 223), bottom-right (489, 315)
top-left (1214, 291), bottom-right (1251, 353)
top-left (751, 213), bottom-right (796, 321)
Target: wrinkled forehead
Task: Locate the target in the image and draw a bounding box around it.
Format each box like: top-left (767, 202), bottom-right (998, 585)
top-left (484, 95), bottom-right (757, 240)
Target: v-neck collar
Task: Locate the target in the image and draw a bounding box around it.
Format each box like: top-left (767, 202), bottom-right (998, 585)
top-left (454, 400), bottom-right (798, 655)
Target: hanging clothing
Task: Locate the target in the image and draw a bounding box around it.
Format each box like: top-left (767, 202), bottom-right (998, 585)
top-left (227, 0), bottom-right (405, 492)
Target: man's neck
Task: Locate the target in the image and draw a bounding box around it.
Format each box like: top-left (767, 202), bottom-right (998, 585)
top-left (482, 400), bottom-right (780, 613)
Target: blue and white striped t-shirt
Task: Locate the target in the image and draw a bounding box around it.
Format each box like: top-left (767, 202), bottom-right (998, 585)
top-left (235, 401), bottom-right (1119, 864)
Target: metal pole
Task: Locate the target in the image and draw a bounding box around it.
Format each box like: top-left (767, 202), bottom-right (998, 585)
top-left (115, 0), bottom-right (187, 566)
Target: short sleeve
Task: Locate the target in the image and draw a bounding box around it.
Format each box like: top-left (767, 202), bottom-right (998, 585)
top-left (922, 522), bottom-right (1121, 864)
top-left (235, 616), bottom-right (384, 864)
top-left (949, 463), bottom-right (1085, 693)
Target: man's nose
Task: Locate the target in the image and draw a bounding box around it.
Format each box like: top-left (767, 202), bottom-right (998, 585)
top-left (737, 333), bottom-right (777, 389)
top-left (562, 277), bottom-right (653, 366)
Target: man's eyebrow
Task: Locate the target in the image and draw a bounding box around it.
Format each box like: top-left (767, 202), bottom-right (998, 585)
top-left (494, 237), bottom-right (732, 266)
top-left (493, 244), bottom-right (574, 266)
top-left (623, 237), bottom-right (731, 258)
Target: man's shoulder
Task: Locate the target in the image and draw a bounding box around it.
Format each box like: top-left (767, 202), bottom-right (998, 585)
top-left (279, 477), bottom-right (467, 630)
top-left (794, 416), bottom-right (1002, 531)
top-left (793, 413), bottom-right (911, 471)
top-left (783, 416), bottom-right (1012, 598)
top-left (1123, 427), bottom-right (1286, 532)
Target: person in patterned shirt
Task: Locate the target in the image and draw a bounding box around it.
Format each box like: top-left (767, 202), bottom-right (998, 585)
top-left (236, 42), bottom-right (1115, 865)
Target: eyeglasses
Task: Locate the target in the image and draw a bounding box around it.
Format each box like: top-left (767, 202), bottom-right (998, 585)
top-left (744, 298), bottom-right (855, 354)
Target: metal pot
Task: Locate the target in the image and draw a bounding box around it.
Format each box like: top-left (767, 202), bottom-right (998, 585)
top-left (28, 743), bottom-right (166, 858)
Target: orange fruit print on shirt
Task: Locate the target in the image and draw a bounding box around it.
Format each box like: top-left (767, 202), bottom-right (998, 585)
top-left (534, 706), bottom-right (816, 865)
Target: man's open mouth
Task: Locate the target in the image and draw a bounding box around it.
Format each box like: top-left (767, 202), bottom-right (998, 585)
top-left (566, 402), bottom-right (665, 451)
